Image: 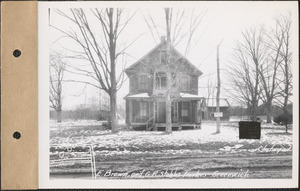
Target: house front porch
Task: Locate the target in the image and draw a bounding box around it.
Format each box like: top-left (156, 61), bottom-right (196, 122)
top-left (125, 93), bottom-right (204, 131)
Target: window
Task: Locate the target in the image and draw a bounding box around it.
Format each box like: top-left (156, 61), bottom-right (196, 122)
top-left (155, 72), bottom-right (167, 89)
top-left (160, 50), bottom-right (167, 64)
top-left (180, 75), bottom-right (190, 91)
top-left (139, 75), bottom-right (148, 90)
top-left (140, 102), bottom-right (147, 117)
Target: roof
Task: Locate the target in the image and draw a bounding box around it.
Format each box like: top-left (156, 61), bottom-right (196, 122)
top-left (124, 42), bottom-right (163, 73)
top-left (206, 98), bottom-right (230, 107)
top-left (125, 93), bottom-right (150, 99)
top-left (124, 40), bottom-right (202, 76)
top-left (179, 93), bottom-right (203, 100)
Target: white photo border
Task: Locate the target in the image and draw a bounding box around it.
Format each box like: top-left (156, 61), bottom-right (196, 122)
top-left (38, 1), bottom-right (299, 189)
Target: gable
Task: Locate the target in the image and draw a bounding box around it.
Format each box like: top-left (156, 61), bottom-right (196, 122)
top-left (125, 41), bottom-right (202, 77)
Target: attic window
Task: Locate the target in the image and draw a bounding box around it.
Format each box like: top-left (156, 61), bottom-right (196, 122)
top-left (155, 72), bottom-right (167, 89)
top-left (160, 51), bottom-right (167, 64)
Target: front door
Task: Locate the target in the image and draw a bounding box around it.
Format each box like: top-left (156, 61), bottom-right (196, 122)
top-left (155, 101), bottom-right (178, 123)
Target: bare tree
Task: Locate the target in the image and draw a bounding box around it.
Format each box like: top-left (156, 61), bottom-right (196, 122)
top-left (52, 8), bottom-right (136, 132)
top-left (274, 14), bottom-right (293, 132)
top-left (143, 8), bottom-right (205, 133)
top-left (230, 14), bottom-right (293, 126)
top-left (257, 19), bottom-right (286, 123)
top-left (49, 51), bottom-right (66, 123)
top-left (229, 27), bottom-right (267, 121)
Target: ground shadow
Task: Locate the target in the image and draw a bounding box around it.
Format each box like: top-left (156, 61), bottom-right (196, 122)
top-left (211, 132), bottom-right (221, 135)
top-left (266, 132), bottom-right (292, 135)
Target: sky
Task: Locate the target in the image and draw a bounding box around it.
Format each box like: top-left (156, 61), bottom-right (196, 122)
top-left (46, 1), bottom-right (298, 110)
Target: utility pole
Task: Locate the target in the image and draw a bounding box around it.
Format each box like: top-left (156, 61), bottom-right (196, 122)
top-left (216, 40), bottom-right (223, 134)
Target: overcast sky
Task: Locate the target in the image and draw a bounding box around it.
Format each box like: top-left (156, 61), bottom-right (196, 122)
top-left (46, 1), bottom-right (297, 110)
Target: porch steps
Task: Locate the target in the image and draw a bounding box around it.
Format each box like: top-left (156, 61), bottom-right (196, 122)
top-left (155, 123), bottom-right (179, 128)
top-left (131, 123), bottom-right (201, 131)
top-left (155, 123), bottom-right (201, 131)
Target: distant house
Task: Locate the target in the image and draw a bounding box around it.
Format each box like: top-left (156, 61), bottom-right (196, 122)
top-left (124, 38), bottom-right (204, 130)
top-left (203, 98), bottom-right (230, 120)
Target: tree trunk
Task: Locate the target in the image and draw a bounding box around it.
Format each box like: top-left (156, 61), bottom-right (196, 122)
top-left (283, 96), bottom-right (289, 134)
top-left (110, 90), bottom-right (118, 133)
top-left (253, 58), bottom-right (259, 122)
top-left (165, 98), bottom-right (172, 133)
top-left (266, 111), bottom-right (272, 123)
top-left (165, 75), bottom-right (172, 134)
top-left (108, 8), bottom-right (118, 133)
top-left (216, 43), bottom-right (221, 134)
top-left (57, 109), bottom-right (62, 123)
top-left (266, 102), bottom-right (272, 123)
top-left (283, 54), bottom-right (290, 133)
top-left (252, 100), bottom-right (258, 121)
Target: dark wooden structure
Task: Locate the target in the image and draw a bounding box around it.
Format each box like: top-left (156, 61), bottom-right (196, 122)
top-left (238, 121), bottom-right (261, 139)
top-left (124, 38), bottom-right (204, 130)
top-left (203, 98), bottom-right (231, 120)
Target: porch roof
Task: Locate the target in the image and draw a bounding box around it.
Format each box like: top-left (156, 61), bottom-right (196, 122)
top-left (124, 93), bottom-right (150, 100)
top-left (124, 92), bottom-right (204, 101)
top-left (178, 93), bottom-right (204, 100)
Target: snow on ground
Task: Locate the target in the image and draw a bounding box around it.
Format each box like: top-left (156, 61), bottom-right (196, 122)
top-left (50, 120), bottom-right (293, 156)
top-left (50, 119), bottom-right (106, 128)
top-left (50, 120), bottom-right (293, 178)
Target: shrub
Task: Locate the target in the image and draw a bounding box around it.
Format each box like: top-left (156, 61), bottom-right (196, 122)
top-left (273, 113), bottom-right (292, 125)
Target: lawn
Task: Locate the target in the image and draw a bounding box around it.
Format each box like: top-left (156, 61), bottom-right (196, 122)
top-left (49, 120), bottom-right (293, 179)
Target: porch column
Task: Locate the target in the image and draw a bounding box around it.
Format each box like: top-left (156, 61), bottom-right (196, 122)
top-left (148, 101), bottom-right (151, 120)
top-left (190, 101), bottom-right (192, 122)
top-left (153, 101), bottom-right (156, 123)
top-left (128, 100), bottom-right (132, 125)
top-left (196, 101), bottom-right (201, 123)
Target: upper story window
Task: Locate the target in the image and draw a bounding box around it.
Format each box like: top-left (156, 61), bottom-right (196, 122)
top-left (155, 72), bottom-right (167, 89)
top-left (180, 75), bottom-right (190, 91)
top-left (139, 74), bottom-right (148, 91)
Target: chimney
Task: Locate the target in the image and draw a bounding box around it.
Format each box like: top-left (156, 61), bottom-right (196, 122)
top-left (160, 36), bottom-right (166, 42)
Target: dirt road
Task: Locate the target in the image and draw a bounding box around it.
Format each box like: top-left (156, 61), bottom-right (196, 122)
top-left (51, 153), bottom-right (292, 179)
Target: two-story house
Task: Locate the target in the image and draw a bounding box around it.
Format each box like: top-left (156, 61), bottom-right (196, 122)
top-left (124, 38), bottom-right (204, 131)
